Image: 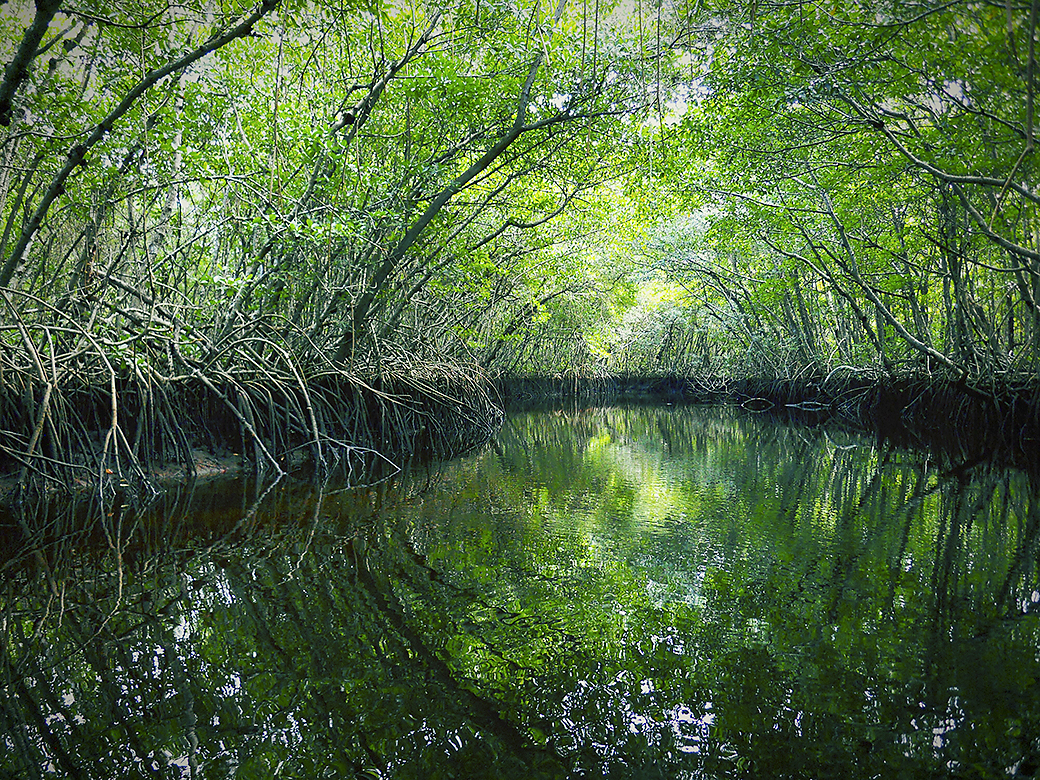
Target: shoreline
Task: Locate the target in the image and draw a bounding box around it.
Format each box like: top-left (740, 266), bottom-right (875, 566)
top-left (3, 372), bottom-right (1039, 506)
top-left (0, 449), bottom-right (246, 506)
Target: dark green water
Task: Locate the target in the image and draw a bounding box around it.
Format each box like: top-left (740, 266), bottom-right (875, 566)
top-left (2, 404), bottom-right (1039, 779)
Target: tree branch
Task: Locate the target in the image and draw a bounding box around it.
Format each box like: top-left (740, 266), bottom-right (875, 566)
top-left (0, 0), bottom-right (281, 288)
top-left (0, 0), bottom-right (63, 127)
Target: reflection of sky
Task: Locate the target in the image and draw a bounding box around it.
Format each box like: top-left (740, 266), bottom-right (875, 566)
top-left (556, 671), bottom-right (718, 763)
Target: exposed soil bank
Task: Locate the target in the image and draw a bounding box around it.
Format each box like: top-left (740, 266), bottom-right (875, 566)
top-left (496, 374), bottom-right (1040, 473)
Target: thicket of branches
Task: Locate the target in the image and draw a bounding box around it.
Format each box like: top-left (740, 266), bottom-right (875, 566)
top-left (4, 0), bottom-right (1037, 496)
top-left (0, 0), bottom-right (644, 495)
top-left (610, 0), bottom-right (1040, 399)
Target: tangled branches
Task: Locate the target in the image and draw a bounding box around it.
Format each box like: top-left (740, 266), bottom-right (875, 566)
top-left (0, 286), bottom-right (502, 501)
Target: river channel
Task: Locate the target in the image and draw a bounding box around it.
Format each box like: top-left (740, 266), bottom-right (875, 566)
top-left (2, 403), bottom-right (1039, 778)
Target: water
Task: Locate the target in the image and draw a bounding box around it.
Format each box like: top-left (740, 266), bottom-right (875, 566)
top-left (2, 404), bottom-right (1039, 779)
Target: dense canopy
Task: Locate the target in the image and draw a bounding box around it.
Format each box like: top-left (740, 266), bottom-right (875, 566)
top-left (0, 0), bottom-right (1037, 486)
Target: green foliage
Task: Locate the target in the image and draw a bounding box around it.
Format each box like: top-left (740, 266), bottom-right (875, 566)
top-left (0, 0), bottom-right (652, 377)
top-left (0, 0), bottom-right (668, 485)
top-left (625, 0), bottom-right (1040, 381)
top-left (3, 0), bottom-right (1037, 495)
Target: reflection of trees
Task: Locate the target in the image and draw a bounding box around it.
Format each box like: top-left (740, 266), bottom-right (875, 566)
top-left (416, 405), bottom-right (1040, 777)
top-left (1, 480), bottom-right (571, 778)
top-left (2, 405), bottom-right (1040, 778)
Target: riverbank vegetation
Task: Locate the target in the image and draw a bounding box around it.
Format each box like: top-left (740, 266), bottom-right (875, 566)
top-left (1, 0), bottom-right (1038, 495)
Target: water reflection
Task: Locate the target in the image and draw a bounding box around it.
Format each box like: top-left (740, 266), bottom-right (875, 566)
top-left (2, 404), bottom-right (1039, 778)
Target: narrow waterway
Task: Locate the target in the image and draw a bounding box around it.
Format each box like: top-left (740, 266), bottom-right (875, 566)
top-left (2, 404), bottom-right (1039, 779)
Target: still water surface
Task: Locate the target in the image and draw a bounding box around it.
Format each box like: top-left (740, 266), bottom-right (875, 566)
top-left (2, 404), bottom-right (1039, 778)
